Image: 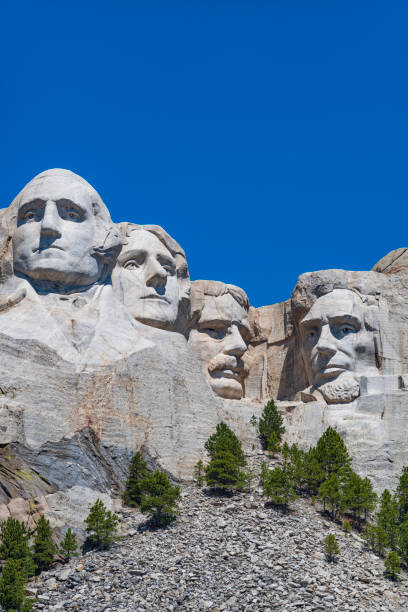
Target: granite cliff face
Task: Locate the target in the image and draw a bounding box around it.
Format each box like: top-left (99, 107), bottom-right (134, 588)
top-left (0, 167), bottom-right (407, 530)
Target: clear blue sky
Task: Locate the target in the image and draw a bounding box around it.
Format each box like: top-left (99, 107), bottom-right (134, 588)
top-left (2, 1), bottom-right (407, 307)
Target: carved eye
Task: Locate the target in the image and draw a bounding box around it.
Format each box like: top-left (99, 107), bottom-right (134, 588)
top-left (24, 211), bottom-right (36, 221)
top-left (203, 327), bottom-right (227, 340)
top-left (123, 260), bottom-right (139, 270)
top-left (68, 210), bottom-right (80, 220)
top-left (337, 324), bottom-right (356, 337)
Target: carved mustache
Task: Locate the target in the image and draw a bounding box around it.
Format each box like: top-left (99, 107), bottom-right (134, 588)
top-left (208, 354), bottom-right (249, 377)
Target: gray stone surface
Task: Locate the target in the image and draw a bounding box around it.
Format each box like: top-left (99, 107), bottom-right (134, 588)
top-left (2, 167), bottom-right (408, 526)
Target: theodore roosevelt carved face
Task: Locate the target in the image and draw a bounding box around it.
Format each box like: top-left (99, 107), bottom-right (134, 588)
top-left (113, 224), bottom-right (190, 331)
top-left (188, 280), bottom-right (250, 400)
top-left (299, 288), bottom-right (378, 403)
top-left (10, 169), bottom-right (121, 291)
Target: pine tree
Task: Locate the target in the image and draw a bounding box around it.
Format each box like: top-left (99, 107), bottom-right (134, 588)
top-left (205, 450), bottom-right (247, 493)
top-left (375, 525), bottom-right (388, 557)
top-left (342, 472), bottom-right (377, 522)
top-left (123, 451), bottom-right (149, 507)
top-left (342, 519), bottom-right (352, 534)
top-left (193, 460), bottom-right (205, 486)
top-left (283, 443), bottom-right (304, 488)
top-left (397, 520), bottom-right (408, 564)
top-left (301, 446), bottom-right (326, 495)
top-left (384, 551), bottom-right (401, 581)
top-left (0, 559), bottom-right (34, 611)
top-left (318, 473), bottom-right (344, 521)
top-left (59, 528), bottom-right (78, 562)
top-left (262, 455), bottom-right (296, 511)
top-left (377, 489), bottom-right (399, 550)
top-left (0, 517), bottom-right (36, 578)
top-left (205, 422), bottom-right (246, 466)
top-left (85, 499), bottom-right (119, 550)
top-left (363, 523), bottom-right (377, 550)
top-left (315, 427), bottom-right (351, 478)
top-left (32, 516), bottom-right (57, 573)
top-left (139, 470), bottom-right (181, 527)
top-left (396, 466), bottom-right (408, 521)
top-left (267, 431), bottom-right (281, 456)
top-left (324, 534), bottom-right (339, 562)
top-left (258, 400), bottom-right (285, 449)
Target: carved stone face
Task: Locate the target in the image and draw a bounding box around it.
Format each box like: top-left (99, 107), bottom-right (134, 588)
top-left (188, 293), bottom-right (250, 399)
top-left (299, 289), bottom-right (377, 401)
top-left (12, 175), bottom-right (102, 287)
top-left (115, 229), bottom-right (179, 330)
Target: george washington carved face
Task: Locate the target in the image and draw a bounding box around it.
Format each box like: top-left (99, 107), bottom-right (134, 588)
top-left (11, 170), bottom-right (121, 290)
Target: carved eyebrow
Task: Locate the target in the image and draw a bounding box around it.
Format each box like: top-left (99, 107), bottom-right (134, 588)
top-left (328, 314), bottom-right (361, 326)
top-left (56, 198), bottom-right (86, 212)
top-left (198, 319), bottom-right (230, 329)
top-left (19, 198), bottom-right (45, 211)
top-left (120, 249), bottom-right (147, 260)
top-left (299, 318), bottom-right (321, 328)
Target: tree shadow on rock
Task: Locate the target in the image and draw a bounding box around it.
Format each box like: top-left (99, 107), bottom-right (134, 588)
top-left (203, 487), bottom-right (234, 498)
top-left (137, 513), bottom-right (176, 532)
top-left (264, 500), bottom-right (294, 515)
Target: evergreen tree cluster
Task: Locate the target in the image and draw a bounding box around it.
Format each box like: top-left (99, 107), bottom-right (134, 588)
top-left (123, 451), bottom-right (181, 526)
top-left (0, 513), bottom-right (79, 611)
top-left (260, 426), bottom-right (377, 523)
top-left (361, 466), bottom-right (408, 578)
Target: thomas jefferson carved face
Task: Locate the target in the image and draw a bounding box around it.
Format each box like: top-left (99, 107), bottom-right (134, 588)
top-left (299, 289), bottom-right (378, 402)
top-left (189, 289), bottom-right (250, 399)
top-left (12, 174), bottom-right (103, 288)
top-left (115, 229), bottom-right (180, 330)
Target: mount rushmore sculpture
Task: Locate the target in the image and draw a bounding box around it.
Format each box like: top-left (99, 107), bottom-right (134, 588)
top-left (0, 168), bottom-right (407, 528)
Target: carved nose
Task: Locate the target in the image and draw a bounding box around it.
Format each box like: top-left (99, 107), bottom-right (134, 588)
top-left (40, 201), bottom-right (62, 238)
top-left (145, 257), bottom-right (167, 290)
top-left (316, 326), bottom-right (337, 358)
top-left (223, 324), bottom-right (247, 357)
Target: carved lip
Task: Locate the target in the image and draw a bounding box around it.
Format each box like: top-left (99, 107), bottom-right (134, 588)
top-left (141, 294), bottom-right (170, 303)
top-left (212, 368), bottom-right (242, 380)
top-left (33, 245), bottom-right (64, 253)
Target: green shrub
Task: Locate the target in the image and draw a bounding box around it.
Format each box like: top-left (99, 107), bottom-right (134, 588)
top-left (384, 551), bottom-right (401, 581)
top-left (205, 450), bottom-right (247, 493)
top-left (324, 533), bottom-right (339, 562)
top-left (85, 499), bottom-right (119, 550)
top-left (193, 460), bottom-right (205, 486)
top-left (139, 470), bottom-right (181, 527)
top-left (342, 519), bottom-right (352, 534)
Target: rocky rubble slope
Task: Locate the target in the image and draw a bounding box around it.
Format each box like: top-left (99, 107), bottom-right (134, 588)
top-left (28, 455), bottom-right (408, 612)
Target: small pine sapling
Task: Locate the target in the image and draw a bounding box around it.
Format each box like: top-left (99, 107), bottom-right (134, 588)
top-left (139, 470), bottom-right (181, 527)
top-left (59, 528), bottom-right (78, 562)
top-left (32, 516), bottom-right (58, 573)
top-left (267, 431), bottom-right (281, 456)
top-left (193, 460), bottom-right (205, 486)
top-left (85, 499), bottom-right (119, 550)
top-left (123, 451), bottom-right (148, 507)
top-left (384, 550), bottom-right (401, 581)
top-left (342, 519), bottom-right (352, 534)
top-left (258, 400), bottom-right (285, 450)
top-left (324, 533), bottom-right (340, 562)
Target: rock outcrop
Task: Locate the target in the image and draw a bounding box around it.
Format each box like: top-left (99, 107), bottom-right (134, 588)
top-left (1, 167), bottom-right (408, 529)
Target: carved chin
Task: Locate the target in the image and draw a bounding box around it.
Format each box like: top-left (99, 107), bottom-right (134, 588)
top-left (209, 375), bottom-right (243, 400)
top-left (316, 373), bottom-right (360, 404)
